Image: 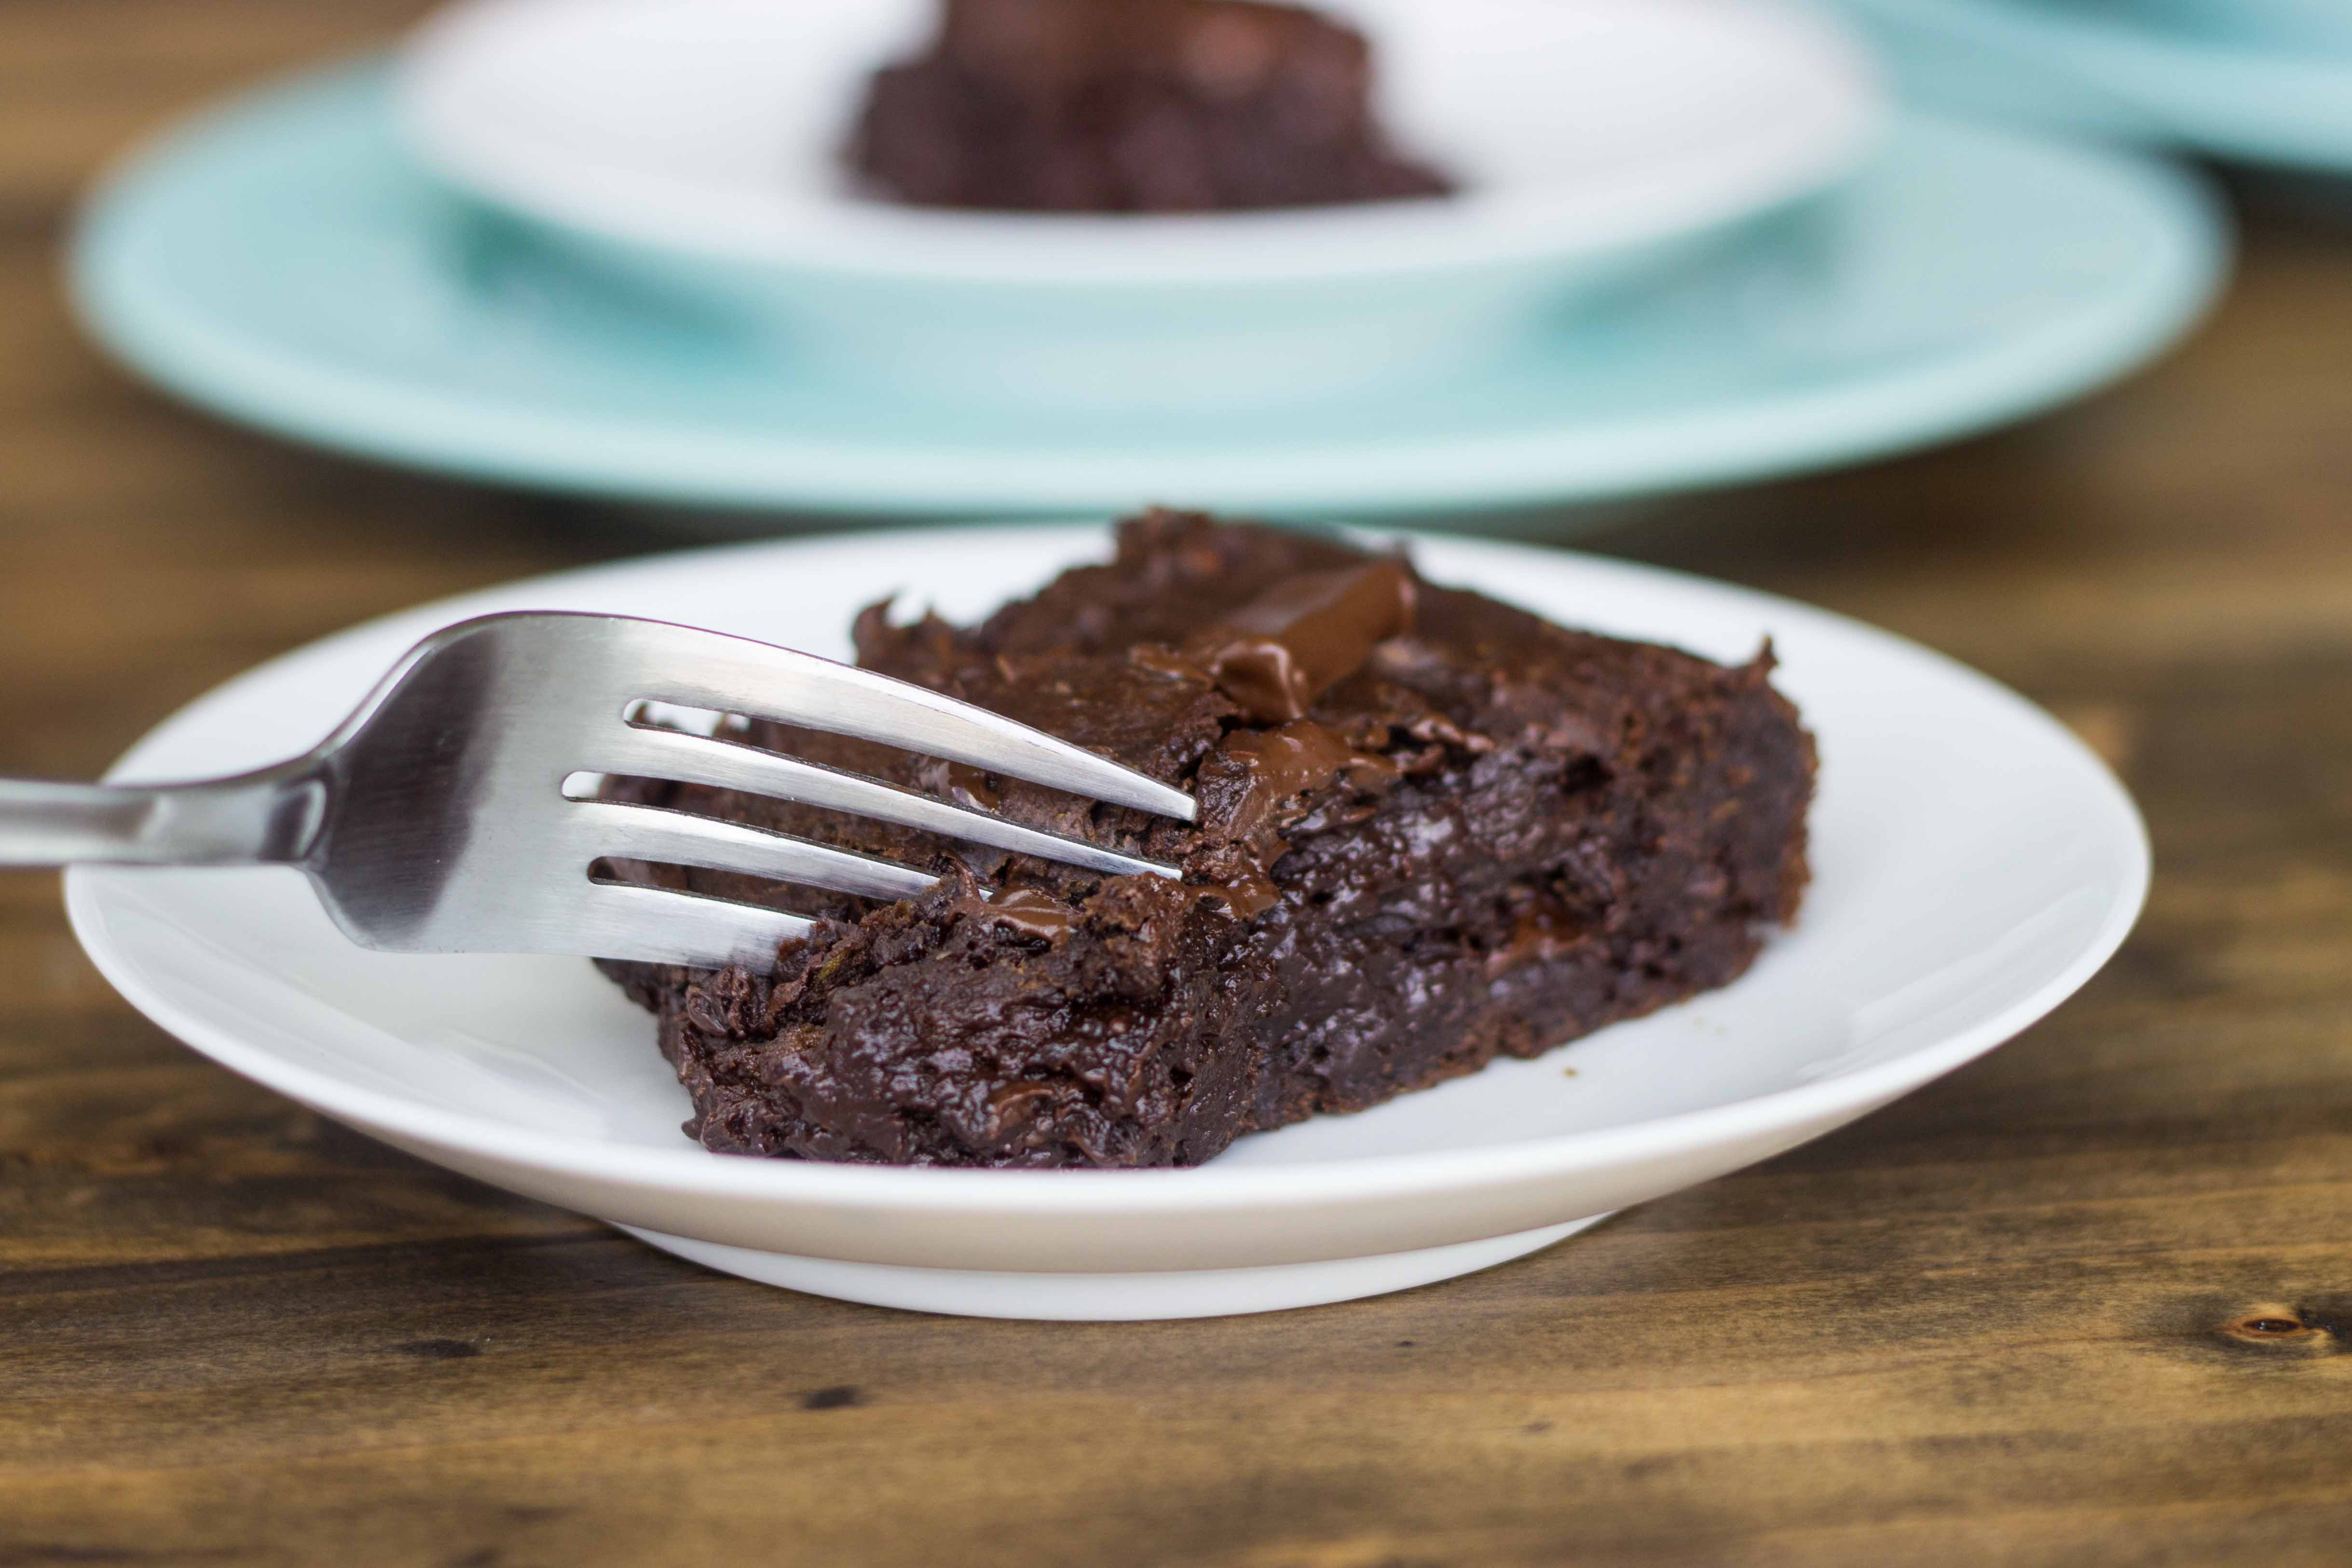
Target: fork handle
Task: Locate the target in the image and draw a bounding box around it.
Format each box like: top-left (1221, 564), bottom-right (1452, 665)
top-left (0, 769), bottom-right (327, 867)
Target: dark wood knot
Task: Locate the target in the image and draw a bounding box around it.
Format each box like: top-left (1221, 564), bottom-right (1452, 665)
top-left (802, 1385), bottom-right (862, 1410)
top-left (395, 1338), bottom-right (482, 1359)
top-left (2216, 1305), bottom-right (2337, 1352)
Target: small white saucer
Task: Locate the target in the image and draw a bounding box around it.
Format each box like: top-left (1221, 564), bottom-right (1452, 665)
top-left (69, 63), bottom-right (2227, 518)
top-left (66, 525), bottom-right (2149, 1320)
top-left (397, 0), bottom-right (1883, 406)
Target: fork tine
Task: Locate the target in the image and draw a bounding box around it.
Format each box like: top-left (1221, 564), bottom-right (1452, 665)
top-left (575, 881), bottom-right (814, 970)
top-left (592, 725), bottom-right (1181, 881)
top-left (572, 799), bottom-right (936, 901)
top-left (618, 619), bottom-right (1199, 823)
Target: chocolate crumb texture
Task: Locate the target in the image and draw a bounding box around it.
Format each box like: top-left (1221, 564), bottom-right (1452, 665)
top-left (847, 0), bottom-right (1454, 212)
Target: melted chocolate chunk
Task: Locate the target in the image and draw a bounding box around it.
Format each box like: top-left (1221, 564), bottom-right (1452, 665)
top-left (984, 886), bottom-right (1080, 941)
top-left (1196, 718), bottom-right (1396, 917)
top-left (597, 509), bottom-right (1815, 1169)
top-left (1142, 558), bottom-right (1416, 723)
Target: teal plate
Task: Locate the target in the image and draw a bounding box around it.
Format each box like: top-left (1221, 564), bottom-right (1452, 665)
top-left (71, 60), bottom-right (2228, 519)
top-left (1834, 0), bottom-right (2352, 172)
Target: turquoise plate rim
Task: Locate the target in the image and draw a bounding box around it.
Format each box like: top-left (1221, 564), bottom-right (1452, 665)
top-left (1839, 0), bottom-right (2352, 169)
top-left (68, 59), bottom-right (2232, 520)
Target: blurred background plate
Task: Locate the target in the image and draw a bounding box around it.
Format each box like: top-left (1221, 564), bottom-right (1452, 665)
top-left (1835, 0), bottom-right (2352, 170)
top-left (400, 0), bottom-right (1882, 286)
top-left (2096, 0), bottom-right (2352, 51)
top-left (395, 0), bottom-right (1885, 409)
top-left (71, 61), bottom-right (2228, 522)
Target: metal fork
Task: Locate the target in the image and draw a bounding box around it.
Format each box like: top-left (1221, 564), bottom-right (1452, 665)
top-left (0, 613), bottom-right (1196, 970)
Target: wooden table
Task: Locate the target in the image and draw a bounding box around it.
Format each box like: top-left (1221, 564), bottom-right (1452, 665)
top-left (7, 6), bottom-right (2351, 1564)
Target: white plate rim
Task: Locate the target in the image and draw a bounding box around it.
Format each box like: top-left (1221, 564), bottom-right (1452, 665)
top-left (64, 524), bottom-right (2151, 1221)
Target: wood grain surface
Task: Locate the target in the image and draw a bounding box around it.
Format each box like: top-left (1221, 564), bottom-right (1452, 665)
top-left (5, 6), bottom-right (2352, 1565)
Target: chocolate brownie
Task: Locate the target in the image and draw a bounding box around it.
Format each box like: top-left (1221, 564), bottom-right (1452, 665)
top-left (599, 512), bottom-right (1813, 1168)
top-left (602, 512), bottom-right (1816, 1166)
top-left (847, 0), bottom-right (1451, 211)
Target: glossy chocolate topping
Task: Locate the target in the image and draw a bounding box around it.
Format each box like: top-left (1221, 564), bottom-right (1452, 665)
top-left (983, 886), bottom-right (1080, 941)
top-left (1139, 557), bottom-right (1415, 723)
top-left (1197, 718), bottom-right (1398, 917)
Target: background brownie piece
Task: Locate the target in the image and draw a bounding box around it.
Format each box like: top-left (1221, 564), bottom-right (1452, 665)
top-left (599, 511), bottom-right (1814, 1168)
top-left (848, 0), bottom-right (1452, 211)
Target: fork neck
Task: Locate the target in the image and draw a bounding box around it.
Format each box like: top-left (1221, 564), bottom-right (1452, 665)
top-left (0, 763), bottom-right (328, 868)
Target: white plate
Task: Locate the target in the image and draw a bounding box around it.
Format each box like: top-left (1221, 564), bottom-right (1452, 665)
top-left (395, 0), bottom-right (1882, 404)
top-left (66, 526), bottom-right (2148, 1319)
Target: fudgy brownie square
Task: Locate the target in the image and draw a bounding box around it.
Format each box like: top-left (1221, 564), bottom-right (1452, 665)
top-left (599, 512), bottom-right (1814, 1169)
top-left (848, 0), bottom-right (1451, 211)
